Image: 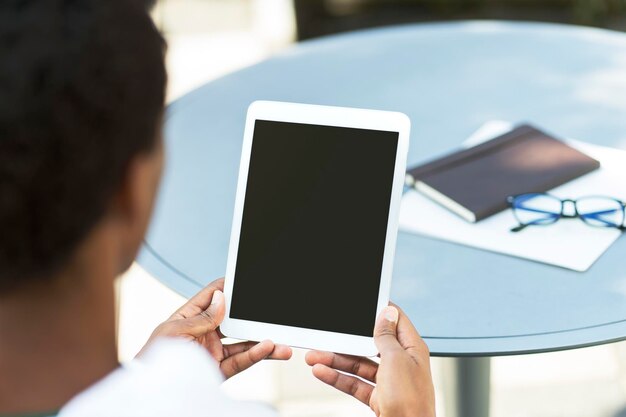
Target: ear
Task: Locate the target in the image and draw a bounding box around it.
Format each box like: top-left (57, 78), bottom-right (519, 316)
top-left (110, 139), bottom-right (164, 273)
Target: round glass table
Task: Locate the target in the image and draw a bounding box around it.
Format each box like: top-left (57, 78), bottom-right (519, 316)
top-left (138, 21), bottom-right (626, 417)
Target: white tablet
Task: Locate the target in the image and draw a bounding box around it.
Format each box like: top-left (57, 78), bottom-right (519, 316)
top-left (221, 101), bottom-right (410, 356)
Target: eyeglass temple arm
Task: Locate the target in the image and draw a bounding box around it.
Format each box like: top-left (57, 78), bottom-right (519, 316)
top-left (509, 205), bottom-right (560, 232)
top-left (515, 206), bottom-right (560, 216)
top-left (581, 208), bottom-right (626, 230)
top-left (510, 223), bottom-right (529, 233)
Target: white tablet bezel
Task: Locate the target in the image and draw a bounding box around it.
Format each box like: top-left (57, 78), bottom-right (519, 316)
top-left (221, 100), bottom-right (410, 357)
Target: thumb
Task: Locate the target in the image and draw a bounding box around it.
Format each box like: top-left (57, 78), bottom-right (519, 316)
top-left (374, 306), bottom-right (402, 355)
top-left (185, 290), bottom-right (226, 337)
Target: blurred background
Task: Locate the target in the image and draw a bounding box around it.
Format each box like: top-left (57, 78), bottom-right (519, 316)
top-left (293, 0), bottom-right (626, 39)
top-left (118, 1), bottom-right (626, 416)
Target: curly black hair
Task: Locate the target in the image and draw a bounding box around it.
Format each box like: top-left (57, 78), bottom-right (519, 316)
top-left (0, 0), bottom-right (166, 293)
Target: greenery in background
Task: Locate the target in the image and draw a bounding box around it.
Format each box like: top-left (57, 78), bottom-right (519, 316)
top-left (296, 0), bottom-right (626, 39)
top-left (572, 0), bottom-right (626, 26)
top-left (349, 0), bottom-right (626, 25)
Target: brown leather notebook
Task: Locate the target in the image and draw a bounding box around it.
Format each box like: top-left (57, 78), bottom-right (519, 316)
top-left (405, 124), bottom-right (601, 222)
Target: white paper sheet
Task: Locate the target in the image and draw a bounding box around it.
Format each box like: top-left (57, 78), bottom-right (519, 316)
top-left (399, 121), bottom-right (626, 272)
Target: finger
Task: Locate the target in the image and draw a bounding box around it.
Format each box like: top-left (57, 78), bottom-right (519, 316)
top-left (223, 341), bottom-right (257, 357)
top-left (390, 302), bottom-right (431, 366)
top-left (205, 330), bottom-right (224, 362)
top-left (223, 341), bottom-right (292, 360)
top-left (373, 306), bottom-right (403, 355)
top-left (370, 389), bottom-right (380, 416)
top-left (268, 344), bottom-right (293, 360)
top-left (220, 339), bottom-right (278, 379)
top-left (181, 290), bottom-right (225, 337)
top-left (311, 364), bottom-right (374, 406)
top-left (216, 327), bottom-right (225, 339)
top-left (305, 350), bottom-right (378, 383)
top-left (172, 278), bottom-right (225, 319)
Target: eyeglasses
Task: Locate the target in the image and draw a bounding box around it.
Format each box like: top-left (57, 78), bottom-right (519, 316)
top-left (507, 193), bottom-right (626, 233)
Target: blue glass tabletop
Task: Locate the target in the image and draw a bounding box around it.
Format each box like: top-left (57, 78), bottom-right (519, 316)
top-left (138, 21), bottom-right (626, 356)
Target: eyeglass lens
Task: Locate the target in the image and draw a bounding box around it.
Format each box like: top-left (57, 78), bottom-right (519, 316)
top-left (576, 197), bottom-right (625, 228)
top-left (511, 193), bottom-right (561, 226)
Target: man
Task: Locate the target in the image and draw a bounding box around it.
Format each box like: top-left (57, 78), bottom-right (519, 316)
top-left (0, 1), bottom-right (436, 416)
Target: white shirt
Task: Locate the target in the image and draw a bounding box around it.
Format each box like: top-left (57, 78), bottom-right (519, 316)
top-left (58, 338), bottom-right (279, 417)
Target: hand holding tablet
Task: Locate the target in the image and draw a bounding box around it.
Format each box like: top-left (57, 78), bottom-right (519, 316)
top-left (221, 101), bottom-right (410, 356)
top-left (305, 304), bottom-right (436, 417)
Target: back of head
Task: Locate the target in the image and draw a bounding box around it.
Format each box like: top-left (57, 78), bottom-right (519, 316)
top-left (0, 0), bottom-right (166, 293)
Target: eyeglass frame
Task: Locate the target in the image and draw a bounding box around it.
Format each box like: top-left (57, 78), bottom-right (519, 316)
top-left (506, 193), bottom-right (626, 232)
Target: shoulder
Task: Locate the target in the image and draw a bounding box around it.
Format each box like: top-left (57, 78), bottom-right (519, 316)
top-left (59, 338), bottom-right (278, 417)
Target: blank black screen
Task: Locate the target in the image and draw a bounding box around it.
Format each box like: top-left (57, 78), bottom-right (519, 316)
top-left (230, 120), bottom-right (399, 337)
